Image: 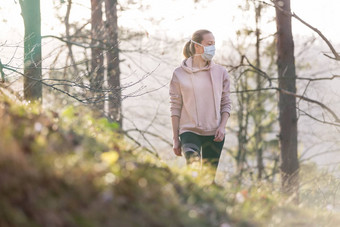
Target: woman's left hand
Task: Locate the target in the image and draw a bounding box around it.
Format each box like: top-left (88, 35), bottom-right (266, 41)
top-left (214, 126), bottom-right (225, 142)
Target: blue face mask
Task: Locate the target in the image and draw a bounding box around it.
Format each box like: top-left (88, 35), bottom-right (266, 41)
top-left (190, 40), bottom-right (216, 61)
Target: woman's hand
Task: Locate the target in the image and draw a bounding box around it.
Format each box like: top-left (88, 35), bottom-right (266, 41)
top-left (173, 137), bottom-right (182, 156)
top-left (214, 126), bottom-right (225, 142)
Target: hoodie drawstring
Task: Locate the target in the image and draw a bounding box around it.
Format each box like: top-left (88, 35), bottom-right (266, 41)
top-left (189, 72), bottom-right (201, 126)
top-left (209, 69), bottom-right (219, 120)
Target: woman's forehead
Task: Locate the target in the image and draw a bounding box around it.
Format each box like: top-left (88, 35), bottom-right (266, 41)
top-left (202, 33), bottom-right (215, 42)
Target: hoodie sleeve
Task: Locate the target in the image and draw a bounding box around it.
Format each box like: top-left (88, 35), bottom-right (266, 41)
top-left (220, 69), bottom-right (232, 116)
top-left (169, 72), bottom-right (183, 117)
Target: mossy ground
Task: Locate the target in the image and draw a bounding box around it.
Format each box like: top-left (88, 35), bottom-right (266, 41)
top-left (0, 93), bottom-right (339, 227)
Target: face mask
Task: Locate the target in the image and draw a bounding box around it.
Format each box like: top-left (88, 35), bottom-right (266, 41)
top-left (190, 39), bottom-right (216, 61)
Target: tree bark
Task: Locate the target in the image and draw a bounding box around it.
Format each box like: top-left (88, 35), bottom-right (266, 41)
top-left (19, 0), bottom-right (42, 102)
top-left (254, 2), bottom-right (264, 180)
top-left (90, 0), bottom-right (105, 114)
top-left (274, 0), bottom-right (299, 203)
top-left (104, 0), bottom-right (122, 131)
top-left (65, 0), bottom-right (78, 84)
top-left (236, 75), bottom-right (250, 182)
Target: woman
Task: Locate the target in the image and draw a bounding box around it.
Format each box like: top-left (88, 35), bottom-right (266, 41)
top-left (169, 29), bottom-right (232, 183)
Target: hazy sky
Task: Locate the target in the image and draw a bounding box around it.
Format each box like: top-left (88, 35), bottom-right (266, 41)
top-left (1, 0), bottom-right (340, 45)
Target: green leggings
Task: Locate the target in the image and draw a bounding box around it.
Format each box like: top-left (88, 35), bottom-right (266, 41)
top-left (179, 131), bottom-right (225, 173)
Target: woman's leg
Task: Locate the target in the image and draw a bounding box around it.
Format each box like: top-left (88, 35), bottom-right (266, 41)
top-left (201, 135), bottom-right (225, 180)
top-left (179, 132), bottom-right (202, 167)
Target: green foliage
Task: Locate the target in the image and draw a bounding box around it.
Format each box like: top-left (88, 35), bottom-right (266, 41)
top-left (0, 94), bottom-right (240, 226)
top-left (1, 93), bottom-right (340, 227)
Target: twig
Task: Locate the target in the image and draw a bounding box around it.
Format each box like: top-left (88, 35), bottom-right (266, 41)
top-left (232, 87), bottom-right (340, 123)
top-left (258, 0), bottom-right (340, 61)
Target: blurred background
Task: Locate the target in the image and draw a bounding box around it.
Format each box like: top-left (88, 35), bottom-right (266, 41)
top-left (1, 0), bottom-right (340, 185)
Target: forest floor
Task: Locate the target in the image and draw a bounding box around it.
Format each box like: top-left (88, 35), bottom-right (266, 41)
top-left (1, 90), bottom-right (340, 227)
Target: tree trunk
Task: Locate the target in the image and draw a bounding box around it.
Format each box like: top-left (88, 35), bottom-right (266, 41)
top-left (65, 0), bottom-right (78, 85)
top-left (19, 0), bottom-right (42, 102)
top-left (104, 0), bottom-right (122, 131)
top-left (90, 0), bottom-right (105, 115)
top-left (274, 0), bottom-right (299, 203)
top-left (236, 76), bottom-right (250, 183)
top-left (254, 2), bottom-right (264, 180)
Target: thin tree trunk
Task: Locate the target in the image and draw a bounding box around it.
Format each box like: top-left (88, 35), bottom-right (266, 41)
top-left (90, 0), bottom-right (105, 114)
top-left (104, 0), bottom-right (122, 131)
top-left (236, 75), bottom-right (250, 183)
top-left (19, 0), bottom-right (42, 102)
top-left (254, 2), bottom-right (264, 180)
top-left (65, 0), bottom-right (78, 82)
top-left (274, 0), bottom-right (299, 203)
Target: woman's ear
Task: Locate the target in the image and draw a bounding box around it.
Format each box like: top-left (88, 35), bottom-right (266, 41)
top-left (194, 44), bottom-right (203, 53)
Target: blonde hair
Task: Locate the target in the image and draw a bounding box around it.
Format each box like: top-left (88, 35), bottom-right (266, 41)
top-left (183, 29), bottom-right (212, 59)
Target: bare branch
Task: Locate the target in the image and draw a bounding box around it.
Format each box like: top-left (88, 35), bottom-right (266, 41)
top-left (231, 86), bottom-right (340, 124)
top-left (42, 35), bottom-right (105, 49)
top-left (270, 75), bottom-right (340, 81)
top-left (297, 106), bottom-right (340, 128)
top-left (258, 0), bottom-right (340, 61)
top-left (242, 55), bottom-right (273, 87)
top-left (291, 13), bottom-right (340, 61)
top-left (1, 58), bottom-right (162, 105)
top-left (277, 87), bottom-right (340, 123)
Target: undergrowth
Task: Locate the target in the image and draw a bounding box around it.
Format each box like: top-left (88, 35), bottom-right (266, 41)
top-left (0, 93), bottom-right (339, 227)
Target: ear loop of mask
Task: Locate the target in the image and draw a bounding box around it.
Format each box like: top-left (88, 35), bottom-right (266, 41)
top-left (190, 39), bottom-right (204, 47)
top-left (190, 40), bottom-right (205, 57)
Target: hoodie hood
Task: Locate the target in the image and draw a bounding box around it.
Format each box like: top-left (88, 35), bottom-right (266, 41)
top-left (181, 56), bottom-right (215, 73)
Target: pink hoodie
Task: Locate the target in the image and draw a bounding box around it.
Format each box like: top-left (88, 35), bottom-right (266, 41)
top-left (169, 56), bottom-right (232, 136)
